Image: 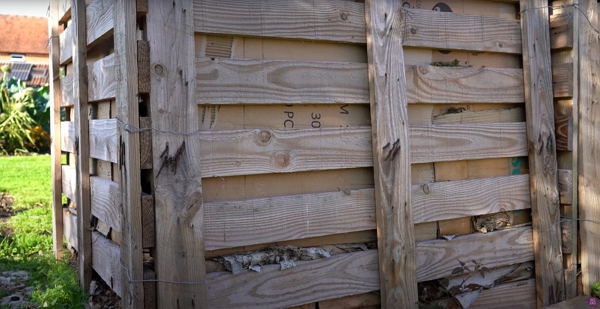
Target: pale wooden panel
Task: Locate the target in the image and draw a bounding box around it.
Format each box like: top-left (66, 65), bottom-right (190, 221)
top-left (63, 207), bottom-right (78, 250)
top-left (91, 232), bottom-right (122, 297)
top-left (59, 24), bottom-right (73, 65)
top-left (558, 169), bottom-right (573, 205)
top-left (86, 0), bottom-right (114, 47)
top-left (550, 13), bottom-right (573, 50)
top-left (401, 8), bottom-right (521, 53)
top-left (433, 107), bottom-right (525, 124)
top-left (90, 176), bottom-right (121, 232)
top-left (89, 119), bottom-right (118, 163)
top-left (60, 121), bottom-right (76, 153)
top-left (61, 74), bottom-right (74, 107)
top-left (206, 250), bottom-right (380, 309)
top-left (196, 58), bottom-right (524, 105)
top-left (413, 174), bottom-right (530, 224)
top-left (62, 165), bottom-right (77, 201)
top-left (88, 53), bottom-right (117, 102)
top-left (552, 62), bottom-right (573, 98)
top-left (470, 279), bottom-right (536, 309)
top-left (58, 0), bottom-right (71, 23)
top-left (204, 188), bottom-right (376, 250)
top-left (416, 226), bottom-right (534, 281)
top-left (139, 117), bottom-right (153, 169)
top-left (193, 0), bottom-right (366, 43)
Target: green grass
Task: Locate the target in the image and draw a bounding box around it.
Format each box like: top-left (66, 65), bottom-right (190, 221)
top-left (0, 154), bottom-right (86, 309)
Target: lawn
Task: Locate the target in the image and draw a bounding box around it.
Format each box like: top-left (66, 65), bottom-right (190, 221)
top-left (0, 155), bottom-right (86, 309)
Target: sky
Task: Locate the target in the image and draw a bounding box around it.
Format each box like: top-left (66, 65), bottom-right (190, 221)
top-left (0, 0), bottom-right (50, 17)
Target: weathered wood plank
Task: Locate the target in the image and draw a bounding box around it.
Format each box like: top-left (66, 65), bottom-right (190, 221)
top-left (92, 232), bottom-right (122, 297)
top-left (558, 169), bottom-right (573, 205)
top-left (470, 279), bottom-right (536, 309)
top-left (139, 117), bottom-right (153, 169)
top-left (432, 107), bottom-right (525, 124)
top-left (89, 119), bottom-right (118, 163)
top-left (137, 40), bottom-right (151, 94)
top-left (401, 8), bottom-right (522, 53)
top-left (413, 174), bottom-right (531, 224)
top-left (88, 53), bottom-right (117, 102)
top-left (143, 266), bottom-right (156, 309)
top-left (141, 193), bottom-right (155, 248)
top-left (555, 116), bottom-right (573, 151)
top-left (61, 74), bottom-right (74, 107)
top-left (550, 13), bottom-right (573, 50)
top-left (58, 0), bottom-right (71, 24)
top-left (365, 0), bottom-right (417, 307)
top-left (542, 296), bottom-right (592, 309)
top-left (552, 63), bottom-right (573, 98)
top-left (561, 218), bottom-right (573, 254)
top-left (59, 24), bottom-right (73, 65)
top-left (206, 250), bottom-right (380, 309)
top-left (114, 0), bottom-right (144, 306)
top-left (416, 227), bottom-right (534, 281)
top-left (90, 176), bottom-right (121, 233)
top-left (520, 0), bottom-right (564, 304)
top-left (61, 165), bottom-right (77, 201)
top-left (193, 0), bottom-right (366, 43)
top-left (60, 121), bottom-right (76, 153)
top-left (578, 0), bottom-right (600, 294)
top-left (86, 0), bottom-right (114, 47)
top-left (148, 0), bottom-right (207, 307)
top-left (195, 58), bottom-right (524, 105)
top-left (63, 207), bottom-right (78, 251)
top-left (204, 188), bottom-right (376, 250)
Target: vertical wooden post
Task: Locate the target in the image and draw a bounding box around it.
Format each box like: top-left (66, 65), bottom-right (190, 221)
top-left (72, 0), bottom-right (92, 291)
top-left (147, 0), bottom-right (207, 308)
top-left (578, 0), bottom-right (600, 295)
top-left (364, 1), bottom-right (418, 308)
top-left (49, 0), bottom-right (64, 260)
top-left (115, 0), bottom-right (144, 307)
top-left (520, 0), bottom-right (564, 305)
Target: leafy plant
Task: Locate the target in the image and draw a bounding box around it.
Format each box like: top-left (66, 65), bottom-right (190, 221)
top-left (592, 281), bottom-right (600, 299)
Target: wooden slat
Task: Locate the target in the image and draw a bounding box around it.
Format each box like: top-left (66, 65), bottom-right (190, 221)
top-left (561, 218), bottom-right (573, 254)
top-left (558, 169), bottom-right (573, 205)
top-left (193, 0), bottom-right (366, 43)
top-left (206, 250), bottom-right (380, 309)
top-left (88, 53), bottom-right (117, 102)
top-left (61, 74), bottom-right (74, 107)
top-left (86, 0), bottom-right (114, 46)
top-left (204, 188), bottom-right (376, 250)
top-left (550, 13), bottom-right (573, 50)
top-left (60, 121), bottom-right (76, 153)
top-left (90, 176), bottom-right (121, 232)
top-left (89, 119), bottom-right (118, 163)
top-left (196, 58), bottom-right (524, 105)
top-left (432, 107), bottom-right (525, 124)
top-left (59, 25), bottom-right (73, 65)
top-left (141, 193), bottom-right (155, 248)
top-left (542, 296), bottom-right (592, 309)
top-left (520, 0), bottom-right (564, 305)
top-left (139, 117), bottom-right (153, 169)
top-left (413, 174), bottom-right (531, 224)
top-left (143, 267), bottom-right (156, 309)
top-left (318, 293), bottom-right (380, 309)
top-left (198, 123), bottom-right (527, 177)
top-left (416, 226), bottom-right (534, 282)
top-left (552, 63), bottom-right (573, 98)
top-left (148, 0), bottom-right (207, 307)
top-left (555, 115), bottom-right (573, 151)
top-left (137, 0), bottom-right (148, 14)
top-left (137, 40), bottom-right (151, 93)
top-left (401, 8), bottom-right (522, 53)
top-left (365, 0), bottom-right (417, 307)
top-left (58, 0), bottom-right (71, 23)
top-left (63, 207), bottom-right (78, 251)
top-left (92, 232), bottom-right (122, 297)
top-left (470, 279), bottom-right (536, 309)
top-left (62, 165), bottom-right (77, 201)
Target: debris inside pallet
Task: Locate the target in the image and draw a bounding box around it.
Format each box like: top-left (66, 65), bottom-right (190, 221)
top-left (472, 211), bottom-right (514, 234)
top-left (212, 243), bottom-right (376, 274)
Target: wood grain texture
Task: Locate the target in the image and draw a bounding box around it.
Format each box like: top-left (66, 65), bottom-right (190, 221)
top-left (92, 232), bottom-right (122, 297)
top-left (61, 165), bottom-right (77, 201)
top-left (63, 207), bottom-right (78, 251)
top-left (520, 0), bottom-right (564, 304)
top-left (578, 0), bottom-right (600, 294)
top-left (365, 0), bottom-right (418, 307)
top-left (550, 13), bottom-right (573, 50)
top-left (141, 193), bottom-right (155, 248)
top-left (413, 174), bottom-right (531, 224)
top-left (206, 250), bottom-right (380, 309)
top-left (416, 227), bottom-right (534, 282)
top-left (204, 188), bottom-right (376, 250)
top-left (401, 8), bottom-right (521, 53)
top-left (60, 121), bottom-right (76, 153)
top-left (90, 176), bottom-right (121, 232)
top-left (558, 169), bottom-right (573, 205)
top-left (193, 0), bottom-right (366, 43)
top-left (470, 279), bottom-right (536, 309)
top-left (61, 74), bottom-right (74, 107)
top-left (89, 119), bottom-right (118, 163)
top-left (86, 0), bottom-right (114, 47)
top-left (114, 0), bottom-right (144, 306)
top-left (137, 40), bottom-right (150, 94)
top-left (139, 117), bottom-right (152, 169)
top-left (58, 0), bottom-right (71, 23)
top-left (552, 63), bottom-right (573, 98)
top-left (555, 116), bottom-right (573, 151)
top-left (72, 0), bottom-right (93, 290)
top-left (148, 0), bottom-right (207, 307)
top-left (196, 58), bottom-right (524, 105)
top-left (561, 218), bottom-right (573, 254)
top-left (432, 107), bottom-right (525, 124)
top-left (542, 296), bottom-right (592, 309)
top-left (143, 267), bottom-right (156, 309)
top-left (88, 53), bottom-right (117, 102)
top-left (59, 24), bottom-right (73, 65)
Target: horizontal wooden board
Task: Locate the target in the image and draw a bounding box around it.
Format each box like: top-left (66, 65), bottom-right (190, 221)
top-left (88, 53), bottom-right (117, 102)
top-left (401, 8), bottom-right (522, 53)
top-left (550, 13), bottom-right (573, 50)
top-left (193, 0), bottom-right (366, 43)
top-left (432, 107), bottom-right (525, 124)
top-left (60, 121), bottom-right (76, 153)
top-left (206, 250), bottom-right (380, 308)
top-left (196, 58), bottom-right (524, 105)
top-left (552, 63), bottom-right (573, 98)
top-left (61, 74), bottom-right (74, 107)
top-left (92, 232), bottom-right (122, 297)
top-left (558, 169), bottom-right (573, 205)
top-left (59, 25), bottom-right (73, 65)
top-left (62, 165), bottom-right (77, 201)
top-left (413, 174), bottom-right (530, 224)
top-left (90, 176), bottom-right (121, 232)
top-left (416, 226), bottom-right (534, 281)
top-left (199, 123), bottom-right (527, 177)
top-left (89, 119), bottom-right (118, 163)
top-left (470, 279), bottom-right (536, 309)
top-left (86, 0), bottom-right (114, 47)
top-left (63, 207), bottom-right (78, 250)
top-left (204, 188), bottom-right (376, 250)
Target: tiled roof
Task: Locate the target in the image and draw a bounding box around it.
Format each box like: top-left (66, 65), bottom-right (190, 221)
top-left (0, 62), bottom-right (49, 87)
top-left (0, 15), bottom-right (49, 55)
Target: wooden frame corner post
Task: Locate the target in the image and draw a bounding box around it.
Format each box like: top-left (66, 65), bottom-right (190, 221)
top-left (520, 0), bottom-right (564, 305)
top-left (365, 1), bottom-right (419, 308)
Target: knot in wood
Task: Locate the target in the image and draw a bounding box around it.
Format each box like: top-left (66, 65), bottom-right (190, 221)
top-left (340, 12), bottom-right (348, 20)
top-left (275, 151), bottom-right (290, 168)
top-left (419, 66), bottom-right (429, 74)
top-left (422, 184), bottom-right (430, 194)
top-left (410, 28), bottom-right (417, 35)
top-left (154, 64), bottom-right (164, 75)
top-left (258, 130), bottom-right (272, 144)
